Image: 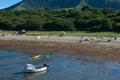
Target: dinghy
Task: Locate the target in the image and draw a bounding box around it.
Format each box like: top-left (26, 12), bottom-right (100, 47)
top-left (44, 52), bottom-right (53, 59)
top-left (24, 64), bottom-right (48, 73)
top-left (31, 55), bottom-right (41, 59)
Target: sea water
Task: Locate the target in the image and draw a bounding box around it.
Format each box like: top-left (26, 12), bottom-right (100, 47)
top-left (0, 49), bottom-right (120, 80)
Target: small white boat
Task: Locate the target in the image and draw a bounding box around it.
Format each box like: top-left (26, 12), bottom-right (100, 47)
top-left (24, 64), bottom-right (48, 73)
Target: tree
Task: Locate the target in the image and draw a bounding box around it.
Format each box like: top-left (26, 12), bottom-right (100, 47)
top-left (81, 6), bottom-right (92, 11)
top-left (44, 18), bottom-right (76, 31)
top-left (101, 18), bottom-right (112, 31)
top-left (113, 23), bottom-right (120, 32)
top-left (21, 19), bottom-right (44, 31)
top-left (113, 17), bottom-right (120, 22)
top-left (102, 8), bottom-right (116, 15)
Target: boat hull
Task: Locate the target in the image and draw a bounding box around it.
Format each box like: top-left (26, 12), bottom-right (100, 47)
top-left (24, 67), bottom-right (47, 73)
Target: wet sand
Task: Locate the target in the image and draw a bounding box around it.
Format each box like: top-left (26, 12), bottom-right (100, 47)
top-left (0, 35), bottom-right (120, 62)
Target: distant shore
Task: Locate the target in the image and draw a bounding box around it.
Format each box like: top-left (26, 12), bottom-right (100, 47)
top-left (0, 35), bottom-right (120, 62)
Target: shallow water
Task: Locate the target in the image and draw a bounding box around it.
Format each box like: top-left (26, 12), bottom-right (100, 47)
top-left (0, 49), bottom-right (120, 80)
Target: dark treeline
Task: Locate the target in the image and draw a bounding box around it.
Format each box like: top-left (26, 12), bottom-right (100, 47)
top-left (0, 7), bottom-right (120, 32)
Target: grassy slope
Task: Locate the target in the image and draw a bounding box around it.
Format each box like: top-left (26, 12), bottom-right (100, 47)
top-left (24, 31), bottom-right (120, 37)
top-left (6, 1), bottom-right (34, 10)
top-left (0, 30), bottom-right (119, 37)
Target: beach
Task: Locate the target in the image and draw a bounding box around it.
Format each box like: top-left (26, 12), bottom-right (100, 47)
top-left (0, 35), bottom-right (120, 62)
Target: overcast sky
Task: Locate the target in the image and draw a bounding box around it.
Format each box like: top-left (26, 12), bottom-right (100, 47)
top-left (0, 0), bottom-right (22, 9)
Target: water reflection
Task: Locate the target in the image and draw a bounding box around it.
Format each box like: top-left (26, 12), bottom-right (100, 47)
top-left (23, 71), bottom-right (47, 79)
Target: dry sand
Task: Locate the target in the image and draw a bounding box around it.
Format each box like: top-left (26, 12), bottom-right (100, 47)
top-left (0, 35), bottom-right (120, 62)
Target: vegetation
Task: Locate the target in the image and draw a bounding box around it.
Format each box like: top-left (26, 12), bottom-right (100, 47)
top-left (26, 31), bottom-right (120, 37)
top-left (7, 0), bottom-right (120, 10)
top-left (0, 30), bottom-right (119, 37)
top-left (0, 7), bottom-right (120, 32)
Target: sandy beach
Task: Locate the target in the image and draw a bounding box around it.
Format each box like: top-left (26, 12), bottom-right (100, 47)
top-left (0, 35), bottom-right (120, 62)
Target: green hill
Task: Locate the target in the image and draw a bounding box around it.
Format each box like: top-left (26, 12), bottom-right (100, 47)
top-left (6, 0), bottom-right (82, 10)
top-left (5, 0), bottom-right (120, 10)
top-left (6, 1), bottom-right (34, 10)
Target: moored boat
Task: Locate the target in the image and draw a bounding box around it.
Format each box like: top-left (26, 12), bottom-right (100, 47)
top-left (31, 55), bottom-right (41, 59)
top-left (24, 64), bottom-right (48, 73)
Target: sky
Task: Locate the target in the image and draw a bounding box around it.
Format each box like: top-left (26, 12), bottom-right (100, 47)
top-left (0, 0), bottom-right (22, 9)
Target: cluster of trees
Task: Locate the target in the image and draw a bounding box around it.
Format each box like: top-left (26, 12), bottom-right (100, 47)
top-left (0, 7), bottom-right (120, 32)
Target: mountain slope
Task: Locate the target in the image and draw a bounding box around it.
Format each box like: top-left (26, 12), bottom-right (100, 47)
top-left (6, 1), bottom-right (34, 10)
top-left (86, 0), bottom-right (120, 10)
top-left (6, 0), bottom-right (81, 10)
top-left (6, 0), bottom-right (120, 10)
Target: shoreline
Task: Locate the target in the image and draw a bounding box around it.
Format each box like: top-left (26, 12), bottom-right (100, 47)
top-left (0, 35), bottom-right (120, 62)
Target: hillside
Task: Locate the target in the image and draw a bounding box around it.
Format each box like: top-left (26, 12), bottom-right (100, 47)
top-left (5, 0), bottom-right (120, 10)
top-left (6, 0), bottom-right (81, 10)
top-left (86, 0), bottom-right (120, 10)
